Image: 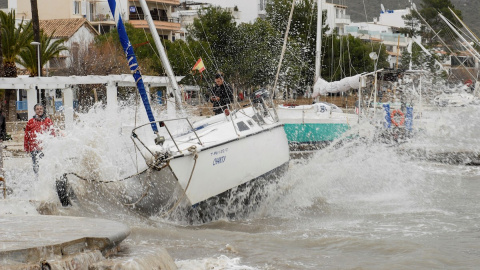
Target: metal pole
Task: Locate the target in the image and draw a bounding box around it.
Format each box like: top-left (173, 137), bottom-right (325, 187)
top-left (315, 0), bottom-right (323, 80)
top-left (373, 65), bottom-right (378, 115)
top-left (138, 0), bottom-right (184, 114)
top-left (37, 44), bottom-right (41, 77)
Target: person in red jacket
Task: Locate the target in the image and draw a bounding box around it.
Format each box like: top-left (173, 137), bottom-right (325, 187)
top-left (24, 104), bottom-right (54, 174)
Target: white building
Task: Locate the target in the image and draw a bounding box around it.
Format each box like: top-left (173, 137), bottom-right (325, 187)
top-left (343, 5), bottom-right (422, 69)
top-left (377, 7), bottom-right (411, 29)
top-left (40, 18), bottom-right (99, 69)
top-left (321, 0), bottom-right (351, 35)
top-left (345, 22), bottom-right (411, 69)
top-left (173, 1), bottom-right (241, 41)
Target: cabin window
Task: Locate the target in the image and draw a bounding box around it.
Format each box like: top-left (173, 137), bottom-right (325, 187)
top-left (247, 120), bottom-right (254, 127)
top-left (236, 121), bottom-right (250, 131)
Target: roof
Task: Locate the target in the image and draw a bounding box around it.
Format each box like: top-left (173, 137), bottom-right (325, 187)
top-left (40, 18), bottom-right (99, 39)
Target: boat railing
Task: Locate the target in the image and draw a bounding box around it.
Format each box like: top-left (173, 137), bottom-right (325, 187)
top-left (131, 117), bottom-right (203, 155)
top-left (226, 104), bottom-right (241, 137)
top-left (232, 90), bottom-right (279, 126)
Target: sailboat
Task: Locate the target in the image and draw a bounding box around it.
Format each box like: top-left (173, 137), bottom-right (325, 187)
top-left (276, 0), bottom-right (359, 150)
top-left (57, 0), bottom-right (289, 221)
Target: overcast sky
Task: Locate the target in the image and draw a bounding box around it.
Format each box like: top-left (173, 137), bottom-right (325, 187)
top-left (199, 0), bottom-right (259, 23)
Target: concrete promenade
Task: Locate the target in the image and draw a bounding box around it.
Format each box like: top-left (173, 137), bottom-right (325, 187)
top-left (0, 215), bottom-right (130, 267)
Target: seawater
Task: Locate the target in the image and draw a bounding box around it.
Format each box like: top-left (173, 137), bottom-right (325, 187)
top-left (4, 102), bottom-right (480, 269)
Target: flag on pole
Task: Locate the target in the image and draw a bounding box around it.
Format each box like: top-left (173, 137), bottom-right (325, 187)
top-left (192, 58), bottom-right (206, 73)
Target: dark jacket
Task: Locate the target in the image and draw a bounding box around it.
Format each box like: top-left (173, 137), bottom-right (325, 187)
top-left (0, 115), bottom-right (5, 141)
top-left (210, 83), bottom-right (233, 114)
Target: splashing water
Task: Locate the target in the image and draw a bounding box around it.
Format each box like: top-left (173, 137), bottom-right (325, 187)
top-left (5, 98), bottom-right (480, 269)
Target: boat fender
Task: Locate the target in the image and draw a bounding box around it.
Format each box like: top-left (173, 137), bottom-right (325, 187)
top-left (383, 103), bottom-right (391, 128)
top-left (390, 110), bottom-right (405, 127)
top-left (224, 109), bottom-right (230, 116)
top-left (56, 174), bottom-right (71, 207)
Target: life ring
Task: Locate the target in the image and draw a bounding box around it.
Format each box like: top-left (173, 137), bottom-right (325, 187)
top-left (390, 110), bottom-right (405, 127)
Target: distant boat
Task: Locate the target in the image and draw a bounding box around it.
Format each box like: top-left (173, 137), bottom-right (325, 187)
top-left (277, 0), bottom-right (358, 150)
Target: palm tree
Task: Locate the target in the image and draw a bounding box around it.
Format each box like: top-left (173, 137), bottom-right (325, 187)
top-left (0, 10), bottom-right (33, 120)
top-left (17, 32), bottom-right (68, 76)
top-left (0, 17), bottom-right (3, 77)
top-left (0, 11), bottom-right (33, 77)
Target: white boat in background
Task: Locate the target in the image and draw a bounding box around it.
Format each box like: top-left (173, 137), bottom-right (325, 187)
top-left (434, 92), bottom-right (479, 107)
top-left (277, 102), bottom-right (356, 147)
top-left (276, 0), bottom-right (359, 149)
top-left (57, 0), bottom-right (289, 222)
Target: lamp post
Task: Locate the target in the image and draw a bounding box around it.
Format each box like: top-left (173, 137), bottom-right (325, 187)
top-left (30, 41), bottom-right (41, 110)
top-left (30, 41), bottom-right (41, 77)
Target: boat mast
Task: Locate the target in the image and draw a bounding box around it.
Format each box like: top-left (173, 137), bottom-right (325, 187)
top-left (315, 0), bottom-right (323, 80)
top-left (438, 13), bottom-right (480, 62)
top-left (107, 0), bottom-right (158, 133)
top-left (272, 0), bottom-right (295, 98)
top-left (138, 0), bottom-right (184, 114)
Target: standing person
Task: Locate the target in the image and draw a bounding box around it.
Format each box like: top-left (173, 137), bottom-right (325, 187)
top-left (210, 73), bottom-right (233, 115)
top-left (0, 110), bottom-right (6, 141)
top-left (24, 104), bottom-right (54, 174)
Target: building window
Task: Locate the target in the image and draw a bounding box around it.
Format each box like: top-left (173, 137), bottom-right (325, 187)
top-left (0, 0), bottom-right (8, 9)
top-left (89, 2), bottom-right (94, 20)
top-left (259, 0), bottom-right (266, 11)
top-left (73, 1), bottom-right (81, 15)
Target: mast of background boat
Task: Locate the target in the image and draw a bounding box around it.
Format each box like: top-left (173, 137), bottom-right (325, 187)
top-left (107, 0), bottom-right (158, 133)
top-left (313, 0), bottom-right (323, 105)
top-left (272, 0), bottom-right (295, 103)
top-left (438, 13), bottom-right (480, 62)
top-left (448, 7), bottom-right (480, 47)
top-left (138, 0), bottom-right (184, 116)
top-left (412, 4), bottom-right (476, 81)
top-left (315, 0), bottom-right (322, 81)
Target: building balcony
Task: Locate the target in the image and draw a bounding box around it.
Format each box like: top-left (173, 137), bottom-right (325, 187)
top-left (129, 14), bottom-right (179, 23)
top-left (90, 13), bottom-right (114, 22)
top-left (131, 0), bottom-right (180, 6)
top-left (335, 15), bottom-right (351, 25)
top-left (129, 17), bottom-right (181, 32)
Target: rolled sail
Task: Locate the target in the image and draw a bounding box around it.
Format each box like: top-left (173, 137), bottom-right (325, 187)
top-left (312, 75), bottom-right (361, 97)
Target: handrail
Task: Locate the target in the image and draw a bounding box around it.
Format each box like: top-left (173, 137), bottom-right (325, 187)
top-left (131, 118), bottom-right (203, 154)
